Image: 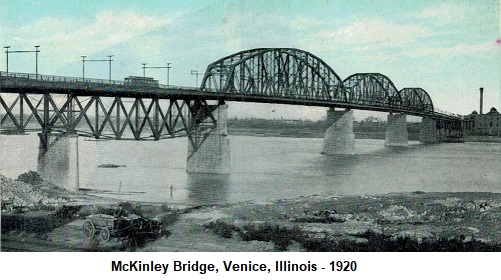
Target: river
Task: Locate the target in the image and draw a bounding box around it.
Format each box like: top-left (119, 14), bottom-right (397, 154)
top-left (1, 134), bottom-right (500, 205)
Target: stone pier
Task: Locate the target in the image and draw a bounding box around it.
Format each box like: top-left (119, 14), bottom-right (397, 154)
top-left (385, 113), bottom-right (408, 146)
top-left (186, 104), bottom-right (230, 174)
top-left (322, 109), bottom-right (355, 155)
top-left (419, 117), bottom-right (437, 143)
top-left (37, 132), bottom-right (80, 192)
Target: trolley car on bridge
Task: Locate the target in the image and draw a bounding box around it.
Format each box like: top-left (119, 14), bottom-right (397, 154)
top-left (124, 76), bottom-right (159, 87)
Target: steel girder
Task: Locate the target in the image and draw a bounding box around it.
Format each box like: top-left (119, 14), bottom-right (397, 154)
top-left (201, 48), bottom-right (344, 101)
top-left (0, 92), bottom-right (218, 144)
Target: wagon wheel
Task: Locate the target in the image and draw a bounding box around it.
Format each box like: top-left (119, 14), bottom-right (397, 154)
top-left (83, 220), bottom-right (95, 239)
top-left (100, 227), bottom-right (110, 242)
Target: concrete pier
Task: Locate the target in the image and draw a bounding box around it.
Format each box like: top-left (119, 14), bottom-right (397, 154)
top-left (385, 114), bottom-right (408, 146)
top-left (419, 117), bottom-right (437, 143)
top-left (186, 104), bottom-right (230, 174)
top-left (37, 132), bottom-right (80, 192)
top-left (322, 109), bottom-right (355, 155)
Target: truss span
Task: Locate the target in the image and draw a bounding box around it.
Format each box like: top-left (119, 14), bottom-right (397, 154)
top-left (342, 74), bottom-right (434, 114)
top-left (201, 48), bottom-right (345, 101)
top-left (342, 73), bottom-right (401, 109)
top-left (398, 88), bottom-right (434, 113)
top-left (202, 49), bottom-right (437, 116)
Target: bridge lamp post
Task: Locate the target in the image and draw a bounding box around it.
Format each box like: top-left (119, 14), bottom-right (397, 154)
top-left (4, 46), bottom-right (10, 73)
top-left (142, 63), bottom-right (147, 77)
top-left (191, 70), bottom-right (201, 87)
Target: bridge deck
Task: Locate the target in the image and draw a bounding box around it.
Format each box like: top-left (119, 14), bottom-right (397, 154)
top-left (0, 71), bottom-right (461, 121)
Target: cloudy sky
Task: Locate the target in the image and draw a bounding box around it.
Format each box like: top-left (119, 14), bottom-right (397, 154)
top-left (1, 0), bottom-right (500, 120)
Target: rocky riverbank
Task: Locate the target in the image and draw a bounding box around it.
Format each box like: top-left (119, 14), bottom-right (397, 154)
top-left (138, 192), bottom-right (501, 252)
top-left (2, 172), bottom-right (501, 252)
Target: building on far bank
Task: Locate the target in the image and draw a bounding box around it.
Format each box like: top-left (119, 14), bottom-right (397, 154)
top-left (466, 107), bottom-right (501, 136)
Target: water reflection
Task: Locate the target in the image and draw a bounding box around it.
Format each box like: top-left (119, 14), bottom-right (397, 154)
top-left (186, 173), bottom-right (231, 205)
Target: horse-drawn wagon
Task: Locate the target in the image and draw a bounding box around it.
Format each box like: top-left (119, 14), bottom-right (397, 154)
top-left (82, 202), bottom-right (162, 250)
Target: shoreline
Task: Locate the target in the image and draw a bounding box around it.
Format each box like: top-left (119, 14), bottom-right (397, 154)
top-left (3, 180), bottom-right (501, 251)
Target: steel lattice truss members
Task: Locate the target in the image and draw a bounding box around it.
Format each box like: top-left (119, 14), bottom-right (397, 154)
top-left (0, 92), bottom-right (219, 155)
top-left (201, 48), bottom-right (344, 101)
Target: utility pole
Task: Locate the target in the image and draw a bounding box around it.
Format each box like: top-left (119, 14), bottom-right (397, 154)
top-left (4, 46), bottom-right (10, 73)
top-left (4, 45), bottom-right (40, 75)
top-left (34, 45), bottom-right (40, 75)
top-left (81, 55), bottom-right (114, 82)
top-left (191, 70), bottom-right (201, 87)
top-left (166, 63), bottom-right (172, 86)
top-left (142, 63), bottom-right (172, 85)
top-left (81, 56), bottom-right (86, 80)
top-left (107, 55), bottom-right (114, 82)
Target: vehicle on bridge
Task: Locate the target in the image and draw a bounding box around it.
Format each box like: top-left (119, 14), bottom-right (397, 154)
top-left (124, 76), bottom-right (159, 87)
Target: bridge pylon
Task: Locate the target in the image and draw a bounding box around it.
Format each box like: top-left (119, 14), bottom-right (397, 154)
top-left (385, 113), bottom-right (408, 146)
top-left (322, 108), bottom-right (355, 155)
top-left (186, 100), bottom-right (230, 174)
top-left (38, 131), bottom-right (80, 192)
top-left (419, 117), bottom-right (437, 143)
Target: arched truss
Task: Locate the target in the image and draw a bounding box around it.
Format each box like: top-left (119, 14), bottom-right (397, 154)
top-left (201, 48), bottom-right (345, 101)
top-left (342, 73), bottom-right (401, 108)
top-left (398, 88), bottom-right (434, 113)
top-left (342, 74), bottom-right (435, 114)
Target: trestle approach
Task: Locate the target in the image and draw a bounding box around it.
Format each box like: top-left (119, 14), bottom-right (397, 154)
top-left (0, 91), bottom-right (229, 190)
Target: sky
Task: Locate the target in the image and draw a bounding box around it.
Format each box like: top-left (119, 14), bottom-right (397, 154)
top-left (0, 0), bottom-right (500, 120)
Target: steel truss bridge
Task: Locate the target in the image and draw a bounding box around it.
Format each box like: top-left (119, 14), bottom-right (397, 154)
top-left (0, 48), bottom-right (463, 158)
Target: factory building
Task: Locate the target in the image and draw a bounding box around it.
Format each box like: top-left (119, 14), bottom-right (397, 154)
top-left (465, 88), bottom-right (501, 136)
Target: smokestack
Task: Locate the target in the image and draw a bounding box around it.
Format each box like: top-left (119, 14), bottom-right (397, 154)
top-left (480, 87), bottom-right (484, 115)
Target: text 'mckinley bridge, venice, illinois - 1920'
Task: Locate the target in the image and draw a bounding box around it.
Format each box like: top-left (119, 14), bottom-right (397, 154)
top-left (0, 48), bottom-right (466, 191)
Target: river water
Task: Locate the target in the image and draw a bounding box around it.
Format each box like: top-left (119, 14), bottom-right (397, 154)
top-left (1, 134), bottom-right (500, 205)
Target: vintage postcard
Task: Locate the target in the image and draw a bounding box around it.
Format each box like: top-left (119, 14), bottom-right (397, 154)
top-left (1, 0), bottom-right (500, 277)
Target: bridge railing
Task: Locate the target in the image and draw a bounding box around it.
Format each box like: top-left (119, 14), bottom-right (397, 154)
top-left (0, 71), bottom-right (204, 91)
top-left (0, 71), bottom-right (125, 85)
top-left (433, 108), bottom-right (464, 120)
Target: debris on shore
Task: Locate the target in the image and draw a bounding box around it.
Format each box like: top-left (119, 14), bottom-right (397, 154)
top-left (1, 172), bottom-right (68, 212)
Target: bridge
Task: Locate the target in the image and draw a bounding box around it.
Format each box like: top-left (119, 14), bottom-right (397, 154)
top-left (0, 48), bottom-right (464, 191)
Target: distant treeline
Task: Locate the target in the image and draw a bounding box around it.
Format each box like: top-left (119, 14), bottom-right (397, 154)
top-left (227, 118), bottom-right (421, 140)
